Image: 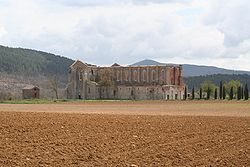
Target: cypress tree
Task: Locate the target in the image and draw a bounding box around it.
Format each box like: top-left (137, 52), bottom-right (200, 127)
top-left (207, 87), bottom-right (211, 100)
top-left (237, 86), bottom-right (241, 100)
top-left (214, 88), bottom-right (218, 100)
top-left (219, 81), bottom-right (223, 99)
top-left (241, 86), bottom-right (244, 99)
top-left (223, 86), bottom-right (226, 100)
top-left (184, 86), bottom-right (187, 100)
top-left (192, 87), bottom-right (195, 100)
top-left (245, 84), bottom-right (249, 100)
top-left (200, 88), bottom-right (202, 100)
top-left (229, 87), bottom-right (234, 100)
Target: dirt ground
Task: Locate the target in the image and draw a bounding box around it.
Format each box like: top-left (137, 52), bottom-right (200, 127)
top-left (1, 100), bottom-right (250, 116)
top-left (0, 101), bottom-right (250, 166)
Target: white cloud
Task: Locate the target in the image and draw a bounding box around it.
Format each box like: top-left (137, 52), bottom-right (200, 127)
top-left (0, 23), bottom-right (6, 37)
top-left (205, 0), bottom-right (250, 47)
top-left (0, 0), bottom-right (250, 70)
top-left (46, 0), bottom-right (191, 6)
top-left (67, 3), bottom-right (184, 63)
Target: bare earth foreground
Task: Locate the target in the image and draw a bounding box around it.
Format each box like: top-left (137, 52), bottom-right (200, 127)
top-left (0, 101), bottom-right (250, 166)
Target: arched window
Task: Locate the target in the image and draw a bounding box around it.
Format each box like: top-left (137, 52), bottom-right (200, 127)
top-left (79, 72), bottom-right (83, 81)
top-left (133, 70), bottom-right (137, 81)
top-left (120, 70), bottom-right (123, 81)
top-left (125, 70), bottom-right (129, 81)
top-left (117, 71), bottom-right (120, 81)
top-left (152, 70), bottom-right (156, 81)
top-left (78, 72), bottom-right (81, 80)
top-left (161, 70), bottom-right (165, 81)
top-left (142, 70), bottom-right (147, 81)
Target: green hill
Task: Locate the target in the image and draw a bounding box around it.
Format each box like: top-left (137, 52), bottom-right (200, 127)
top-left (0, 45), bottom-right (74, 77)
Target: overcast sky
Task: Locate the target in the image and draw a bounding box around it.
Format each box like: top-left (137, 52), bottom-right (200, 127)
top-left (0, 0), bottom-right (250, 70)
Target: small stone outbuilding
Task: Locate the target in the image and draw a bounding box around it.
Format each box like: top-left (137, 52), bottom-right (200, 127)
top-left (22, 85), bottom-right (40, 99)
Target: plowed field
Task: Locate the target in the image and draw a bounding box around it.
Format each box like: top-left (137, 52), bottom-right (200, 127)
top-left (0, 101), bottom-right (250, 166)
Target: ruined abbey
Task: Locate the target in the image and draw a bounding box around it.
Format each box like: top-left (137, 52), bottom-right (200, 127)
top-left (66, 60), bottom-right (185, 100)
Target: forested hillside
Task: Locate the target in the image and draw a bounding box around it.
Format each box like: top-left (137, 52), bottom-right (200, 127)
top-left (184, 74), bottom-right (250, 90)
top-left (0, 45), bottom-right (74, 77)
top-left (0, 45), bottom-right (75, 99)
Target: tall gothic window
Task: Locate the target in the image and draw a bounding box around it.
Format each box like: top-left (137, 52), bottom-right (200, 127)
top-left (152, 70), bottom-right (156, 81)
top-left (117, 71), bottom-right (120, 81)
top-left (79, 72), bottom-right (83, 81)
top-left (142, 70), bottom-right (147, 81)
top-left (161, 70), bottom-right (165, 81)
top-left (133, 70), bottom-right (137, 81)
top-left (125, 70), bottom-right (129, 81)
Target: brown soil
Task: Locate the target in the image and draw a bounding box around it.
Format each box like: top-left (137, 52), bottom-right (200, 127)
top-left (1, 100), bottom-right (250, 116)
top-left (0, 101), bottom-right (250, 166)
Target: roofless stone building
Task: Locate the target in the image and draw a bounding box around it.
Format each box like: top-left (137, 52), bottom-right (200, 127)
top-left (22, 85), bottom-right (40, 99)
top-left (66, 60), bottom-right (185, 100)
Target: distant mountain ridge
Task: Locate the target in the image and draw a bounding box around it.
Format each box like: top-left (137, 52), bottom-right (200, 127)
top-left (1, 45), bottom-right (250, 78)
top-left (131, 59), bottom-right (250, 77)
top-left (130, 59), bottom-right (165, 66)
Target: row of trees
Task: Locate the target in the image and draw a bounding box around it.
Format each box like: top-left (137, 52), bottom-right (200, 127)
top-left (184, 80), bottom-right (249, 100)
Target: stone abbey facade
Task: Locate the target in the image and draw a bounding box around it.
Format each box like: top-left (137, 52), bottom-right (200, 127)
top-left (66, 60), bottom-right (185, 100)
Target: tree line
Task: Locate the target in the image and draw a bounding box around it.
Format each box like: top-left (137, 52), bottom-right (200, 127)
top-left (184, 80), bottom-right (249, 100)
top-left (184, 74), bottom-right (250, 91)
